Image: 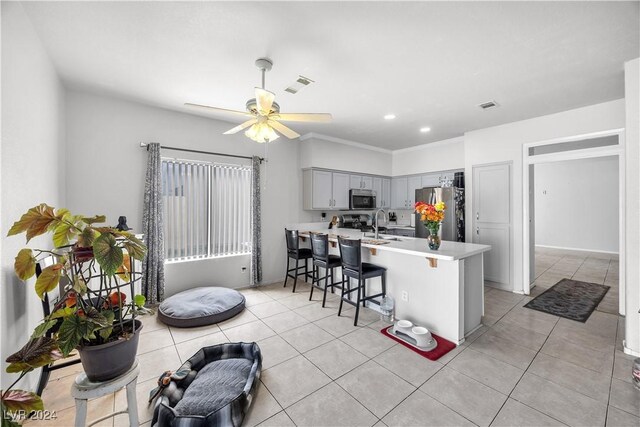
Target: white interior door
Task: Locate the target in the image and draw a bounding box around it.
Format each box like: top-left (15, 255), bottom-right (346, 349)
top-left (473, 163), bottom-right (512, 287)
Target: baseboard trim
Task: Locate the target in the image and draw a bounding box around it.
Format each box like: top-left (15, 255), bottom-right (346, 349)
top-left (623, 341), bottom-right (640, 357)
top-left (535, 244), bottom-right (619, 255)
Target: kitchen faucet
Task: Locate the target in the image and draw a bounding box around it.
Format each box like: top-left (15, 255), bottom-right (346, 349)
top-left (374, 208), bottom-right (387, 240)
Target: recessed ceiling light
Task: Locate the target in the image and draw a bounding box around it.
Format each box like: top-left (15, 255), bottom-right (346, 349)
top-left (420, 127), bottom-right (431, 133)
top-left (384, 114), bottom-right (396, 120)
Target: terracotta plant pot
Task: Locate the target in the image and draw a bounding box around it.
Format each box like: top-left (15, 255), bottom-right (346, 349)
top-left (78, 320), bottom-right (142, 382)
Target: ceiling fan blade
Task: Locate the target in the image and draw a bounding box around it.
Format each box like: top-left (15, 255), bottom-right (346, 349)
top-left (275, 113), bottom-right (333, 123)
top-left (184, 103), bottom-right (254, 118)
top-left (268, 120), bottom-right (300, 139)
top-left (255, 88), bottom-right (275, 115)
top-left (223, 119), bottom-right (258, 135)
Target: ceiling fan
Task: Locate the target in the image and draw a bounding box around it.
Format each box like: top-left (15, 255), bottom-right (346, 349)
top-left (185, 58), bottom-right (332, 143)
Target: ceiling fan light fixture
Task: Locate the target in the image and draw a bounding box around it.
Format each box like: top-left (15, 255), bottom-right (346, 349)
top-left (245, 122), bottom-right (279, 143)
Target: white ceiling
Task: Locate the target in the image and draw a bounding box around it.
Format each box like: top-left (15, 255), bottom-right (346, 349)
top-left (22, 1), bottom-right (639, 150)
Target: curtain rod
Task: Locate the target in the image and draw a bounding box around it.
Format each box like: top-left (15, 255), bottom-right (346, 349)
top-left (139, 142), bottom-right (265, 163)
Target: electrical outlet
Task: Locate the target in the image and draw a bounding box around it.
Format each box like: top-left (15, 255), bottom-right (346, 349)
top-left (401, 291), bottom-right (408, 302)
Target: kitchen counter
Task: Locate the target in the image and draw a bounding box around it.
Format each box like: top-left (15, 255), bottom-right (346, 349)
top-left (291, 222), bottom-right (491, 345)
top-left (299, 228), bottom-right (489, 261)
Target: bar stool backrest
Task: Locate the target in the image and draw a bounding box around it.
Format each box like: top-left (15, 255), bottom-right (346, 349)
top-left (310, 233), bottom-right (329, 263)
top-left (285, 229), bottom-right (300, 256)
top-left (338, 237), bottom-right (362, 274)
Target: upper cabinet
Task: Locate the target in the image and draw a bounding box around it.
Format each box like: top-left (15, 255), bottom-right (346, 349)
top-left (350, 174), bottom-right (373, 190)
top-left (303, 167), bottom-right (462, 211)
top-left (391, 177), bottom-right (408, 209)
top-left (372, 177), bottom-right (391, 208)
top-left (304, 169), bottom-right (351, 210)
top-left (407, 176), bottom-right (422, 207)
top-left (332, 172), bottom-right (350, 209)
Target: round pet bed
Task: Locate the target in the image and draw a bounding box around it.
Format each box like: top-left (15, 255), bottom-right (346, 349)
top-left (151, 342), bottom-right (262, 427)
top-left (158, 287), bottom-right (245, 328)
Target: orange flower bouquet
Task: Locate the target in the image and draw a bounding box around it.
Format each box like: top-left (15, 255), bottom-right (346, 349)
top-left (415, 201), bottom-right (446, 249)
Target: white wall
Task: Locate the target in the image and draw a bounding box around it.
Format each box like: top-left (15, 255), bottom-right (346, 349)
top-left (1, 2), bottom-right (67, 390)
top-left (534, 157), bottom-right (619, 253)
top-left (464, 99), bottom-right (626, 293)
top-left (392, 137), bottom-right (465, 176)
top-left (624, 58), bottom-right (639, 356)
top-left (300, 135), bottom-right (392, 176)
top-left (65, 91), bottom-right (311, 296)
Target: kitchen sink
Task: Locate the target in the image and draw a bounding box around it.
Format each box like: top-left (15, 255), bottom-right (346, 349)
top-left (364, 233), bottom-right (402, 241)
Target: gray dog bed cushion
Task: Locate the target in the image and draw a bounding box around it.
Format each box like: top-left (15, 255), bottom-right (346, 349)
top-left (152, 342), bottom-right (262, 427)
top-left (158, 287), bottom-right (245, 328)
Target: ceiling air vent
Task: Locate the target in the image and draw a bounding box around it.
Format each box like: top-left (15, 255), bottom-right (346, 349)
top-left (285, 75), bottom-right (314, 94)
top-left (478, 100), bottom-right (499, 110)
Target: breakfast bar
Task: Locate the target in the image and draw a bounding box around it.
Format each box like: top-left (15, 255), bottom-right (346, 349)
top-left (293, 224), bottom-right (491, 345)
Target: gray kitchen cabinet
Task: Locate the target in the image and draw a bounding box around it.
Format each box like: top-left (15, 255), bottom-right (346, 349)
top-left (304, 169), bottom-right (351, 210)
top-left (310, 170), bottom-right (333, 209)
top-left (391, 177), bottom-right (408, 209)
top-left (333, 172), bottom-right (351, 209)
top-left (372, 177), bottom-right (382, 207)
top-left (382, 178), bottom-right (391, 208)
top-left (407, 176), bottom-right (422, 207)
top-left (350, 174), bottom-right (374, 190)
top-left (421, 173), bottom-right (440, 187)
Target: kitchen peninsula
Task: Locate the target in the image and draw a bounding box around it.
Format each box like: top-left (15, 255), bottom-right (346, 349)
top-left (293, 224), bottom-right (491, 345)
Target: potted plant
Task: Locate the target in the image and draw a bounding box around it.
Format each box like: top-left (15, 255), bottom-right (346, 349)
top-left (7, 204), bottom-right (147, 382)
top-left (1, 337), bottom-right (63, 426)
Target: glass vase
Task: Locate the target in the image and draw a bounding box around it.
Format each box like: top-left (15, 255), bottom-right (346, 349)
top-left (426, 225), bottom-right (441, 250)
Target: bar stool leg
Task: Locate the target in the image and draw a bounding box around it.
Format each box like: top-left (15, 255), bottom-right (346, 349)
top-left (322, 268), bottom-right (331, 307)
top-left (309, 264), bottom-right (316, 301)
top-left (304, 259), bottom-right (309, 283)
top-left (283, 257), bottom-right (290, 288)
top-left (74, 398), bottom-right (88, 427)
top-left (338, 276), bottom-right (347, 316)
top-left (362, 279), bottom-right (367, 308)
top-left (292, 259), bottom-right (299, 292)
top-left (125, 378), bottom-right (139, 427)
top-left (354, 279), bottom-right (362, 326)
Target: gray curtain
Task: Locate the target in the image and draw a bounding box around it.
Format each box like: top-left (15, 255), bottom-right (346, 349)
top-left (142, 142), bottom-right (165, 304)
top-left (251, 156), bottom-right (262, 286)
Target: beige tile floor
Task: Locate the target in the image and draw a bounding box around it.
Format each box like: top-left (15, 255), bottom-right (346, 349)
top-left (28, 252), bottom-right (638, 427)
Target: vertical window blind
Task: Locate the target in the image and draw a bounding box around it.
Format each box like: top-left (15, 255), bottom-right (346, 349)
top-left (162, 159), bottom-right (252, 261)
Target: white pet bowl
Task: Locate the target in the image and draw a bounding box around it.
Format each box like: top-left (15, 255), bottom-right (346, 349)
top-left (393, 319), bottom-right (413, 336)
top-left (411, 326), bottom-right (433, 348)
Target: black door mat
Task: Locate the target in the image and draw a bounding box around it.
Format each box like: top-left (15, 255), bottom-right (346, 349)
top-left (525, 278), bottom-right (609, 322)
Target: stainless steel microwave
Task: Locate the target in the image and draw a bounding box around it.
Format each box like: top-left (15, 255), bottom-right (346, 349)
top-left (349, 189), bottom-right (376, 210)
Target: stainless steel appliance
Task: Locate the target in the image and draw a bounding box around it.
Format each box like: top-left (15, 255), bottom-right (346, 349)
top-left (414, 187), bottom-right (465, 242)
top-left (349, 189), bottom-right (376, 210)
top-left (338, 214), bottom-right (374, 232)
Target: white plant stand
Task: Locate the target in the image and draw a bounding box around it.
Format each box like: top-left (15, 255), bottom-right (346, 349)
top-left (70, 360), bottom-right (140, 427)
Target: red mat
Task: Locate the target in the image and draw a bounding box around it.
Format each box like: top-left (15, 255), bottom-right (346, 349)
top-left (380, 326), bottom-right (457, 361)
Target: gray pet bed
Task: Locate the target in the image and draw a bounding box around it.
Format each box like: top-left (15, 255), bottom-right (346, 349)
top-left (152, 342), bottom-right (262, 427)
top-left (158, 287), bottom-right (245, 328)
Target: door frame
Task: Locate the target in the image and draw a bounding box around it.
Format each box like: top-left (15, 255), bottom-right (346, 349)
top-left (522, 128), bottom-right (626, 315)
top-left (472, 161), bottom-right (513, 290)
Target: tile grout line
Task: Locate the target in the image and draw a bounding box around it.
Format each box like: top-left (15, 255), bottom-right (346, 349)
top-left (487, 312), bottom-right (564, 426)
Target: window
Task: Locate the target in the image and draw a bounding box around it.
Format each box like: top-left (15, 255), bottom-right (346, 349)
top-left (162, 159), bottom-right (252, 262)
